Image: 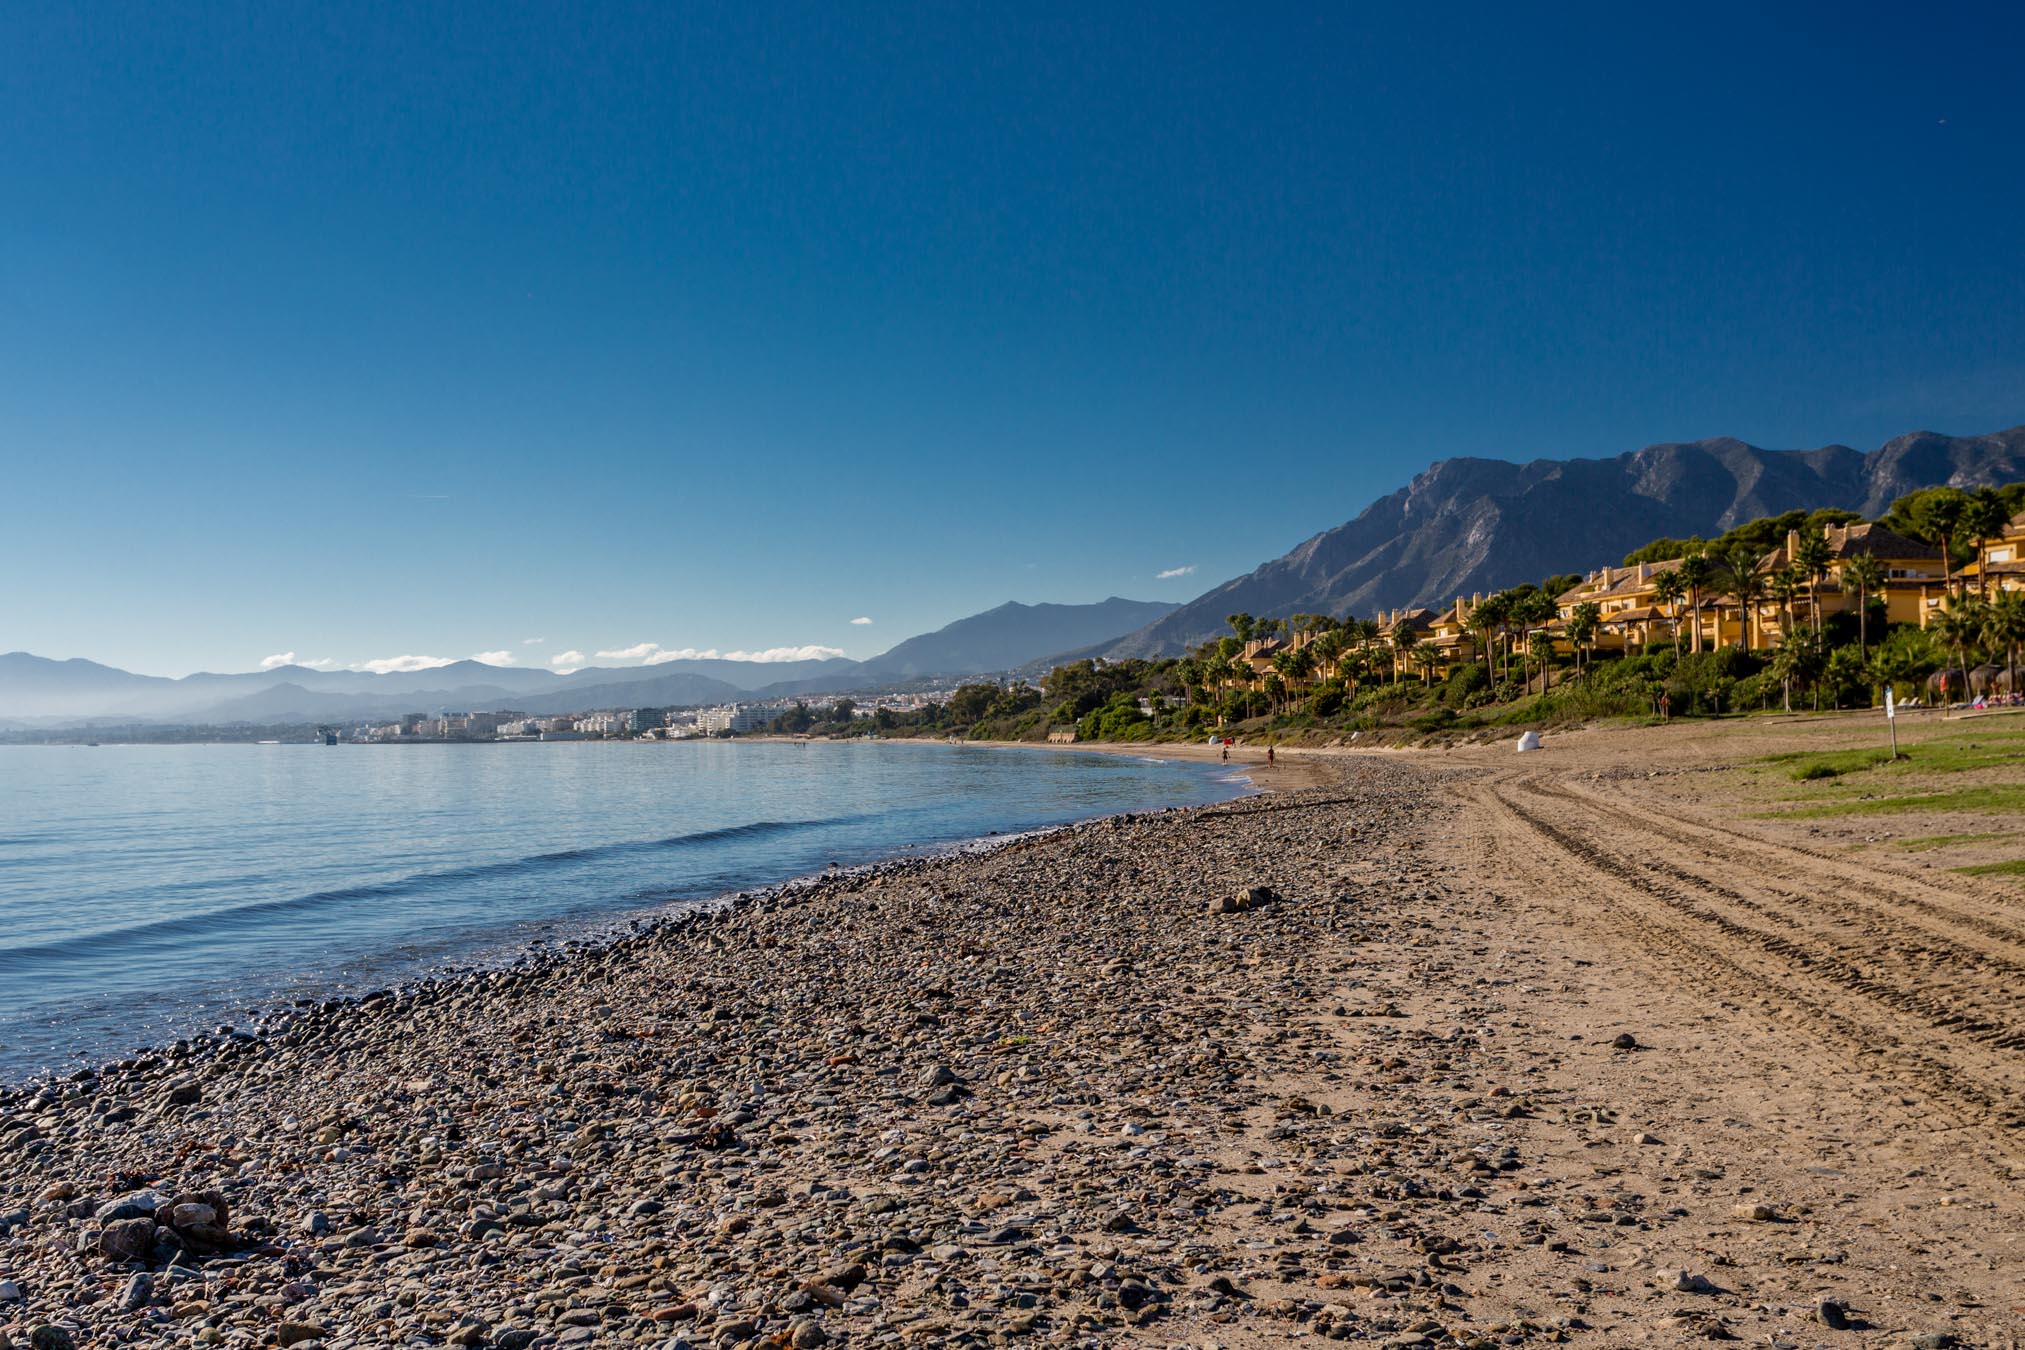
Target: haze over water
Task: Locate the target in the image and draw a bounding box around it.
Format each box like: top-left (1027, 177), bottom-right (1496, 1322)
top-left (0, 741), bottom-right (1245, 1078)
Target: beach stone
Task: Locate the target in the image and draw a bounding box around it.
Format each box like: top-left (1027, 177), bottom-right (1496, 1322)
top-left (1816, 1298), bottom-right (1850, 1330)
top-left (1730, 1202), bottom-right (1777, 1222)
top-left (0, 1280), bottom-right (21, 1301)
top-left (168, 1201), bottom-right (217, 1228)
top-left (161, 1076), bottom-right (202, 1107)
top-left (28, 1330), bottom-right (74, 1350)
top-left (276, 1323), bottom-right (327, 1347)
top-left (119, 1270), bottom-right (154, 1311)
top-left (100, 1216), bottom-right (156, 1262)
top-left (1611, 1032), bottom-right (1639, 1050)
top-left (494, 1332), bottom-right (539, 1350)
top-left (817, 1262), bottom-right (867, 1293)
top-left (1665, 1269), bottom-right (1716, 1294)
top-left (94, 1190), bottom-right (161, 1222)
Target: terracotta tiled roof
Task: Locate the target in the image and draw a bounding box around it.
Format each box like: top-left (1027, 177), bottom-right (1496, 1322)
top-left (1377, 608), bottom-right (1435, 633)
top-left (1561, 557), bottom-right (1684, 604)
top-left (1823, 521), bottom-right (1942, 561)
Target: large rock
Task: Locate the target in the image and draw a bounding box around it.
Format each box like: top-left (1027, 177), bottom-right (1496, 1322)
top-left (99, 1216), bottom-right (156, 1263)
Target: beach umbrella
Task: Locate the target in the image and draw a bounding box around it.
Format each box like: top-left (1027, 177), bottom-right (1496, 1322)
top-left (1927, 668), bottom-right (1969, 699)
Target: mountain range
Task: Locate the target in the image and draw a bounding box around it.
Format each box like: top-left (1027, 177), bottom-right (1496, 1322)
top-left (1100, 425), bottom-right (2025, 657)
top-left (0, 597), bottom-right (1179, 727)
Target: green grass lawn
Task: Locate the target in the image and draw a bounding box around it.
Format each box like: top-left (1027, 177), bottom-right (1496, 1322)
top-left (1895, 831), bottom-right (2008, 851)
top-left (1952, 859), bottom-right (2025, 880)
top-left (1772, 785), bottom-right (2025, 818)
top-left (1758, 727), bottom-right (2025, 782)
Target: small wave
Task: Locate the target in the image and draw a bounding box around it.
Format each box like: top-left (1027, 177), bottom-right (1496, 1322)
top-left (0, 813), bottom-right (873, 971)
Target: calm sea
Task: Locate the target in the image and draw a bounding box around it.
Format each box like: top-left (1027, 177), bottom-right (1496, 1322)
top-left (0, 740), bottom-right (1245, 1079)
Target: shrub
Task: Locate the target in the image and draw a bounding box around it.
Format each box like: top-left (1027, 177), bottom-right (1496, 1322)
top-left (1441, 663), bottom-right (1490, 708)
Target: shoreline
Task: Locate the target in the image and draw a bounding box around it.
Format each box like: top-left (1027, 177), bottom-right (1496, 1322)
top-left (0, 741), bottom-right (1253, 1090)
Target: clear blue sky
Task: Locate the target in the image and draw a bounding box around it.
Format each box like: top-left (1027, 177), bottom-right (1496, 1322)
top-left (4, 2), bottom-right (2022, 676)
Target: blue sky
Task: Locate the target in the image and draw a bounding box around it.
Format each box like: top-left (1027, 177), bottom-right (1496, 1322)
top-left (4, 2), bottom-right (2022, 676)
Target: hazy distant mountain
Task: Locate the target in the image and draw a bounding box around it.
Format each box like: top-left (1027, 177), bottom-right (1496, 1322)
top-left (858, 598), bottom-right (1180, 679)
top-left (1103, 426), bottom-right (2025, 657)
top-left (0, 653), bottom-right (175, 718)
top-left (507, 671), bottom-right (750, 716)
top-left (0, 596), bottom-right (1180, 725)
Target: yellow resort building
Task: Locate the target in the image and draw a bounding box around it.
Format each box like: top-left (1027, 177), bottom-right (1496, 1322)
top-left (1964, 508), bottom-right (2025, 596)
top-left (1554, 522), bottom-right (1952, 655)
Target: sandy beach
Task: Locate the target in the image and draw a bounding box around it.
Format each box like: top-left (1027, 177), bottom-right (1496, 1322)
top-left (2, 719), bottom-right (2020, 1350)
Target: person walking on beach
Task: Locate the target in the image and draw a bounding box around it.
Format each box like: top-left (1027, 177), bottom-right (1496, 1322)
top-left (1221, 744), bottom-right (1228, 762)
top-left (1266, 745), bottom-right (1275, 769)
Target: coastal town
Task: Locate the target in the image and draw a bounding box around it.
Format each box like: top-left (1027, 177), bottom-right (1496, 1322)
top-left (346, 693), bottom-right (945, 744)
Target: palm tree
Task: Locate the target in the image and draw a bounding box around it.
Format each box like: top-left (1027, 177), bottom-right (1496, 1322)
top-left (1391, 626), bottom-right (1415, 684)
top-left (1724, 544), bottom-right (1767, 649)
top-left (1987, 590), bottom-right (2025, 693)
top-left (1508, 590), bottom-right (1556, 687)
top-left (1411, 641), bottom-right (1441, 686)
top-left (1468, 594), bottom-right (1508, 679)
top-left (1965, 488), bottom-right (2011, 600)
top-left (1929, 598), bottom-right (1987, 714)
top-left (1909, 487), bottom-right (1972, 593)
top-left (1652, 569), bottom-right (1686, 657)
top-left (1567, 600), bottom-right (1602, 673)
top-left (1766, 566), bottom-right (1801, 645)
top-left (1309, 628), bottom-right (1344, 682)
top-left (1793, 529), bottom-right (1832, 629)
top-left (1770, 625), bottom-right (1824, 714)
top-left (1527, 629), bottom-right (1557, 693)
top-left (1270, 650), bottom-right (1300, 713)
top-left (1677, 552), bottom-right (1716, 654)
top-left (1841, 552), bottom-right (1886, 659)
top-left (1354, 618), bottom-right (1382, 676)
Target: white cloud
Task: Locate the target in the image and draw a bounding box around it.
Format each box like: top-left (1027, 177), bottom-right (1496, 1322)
top-left (355, 654), bottom-right (456, 675)
top-left (1156, 565), bottom-right (1197, 580)
top-left (728, 645), bottom-right (847, 663)
top-left (850, 616), bottom-right (873, 625)
top-left (636, 644), bottom-right (853, 664)
top-left (301, 657), bottom-right (341, 671)
top-left (259, 651), bottom-right (297, 670)
top-left (472, 650), bottom-right (516, 666)
top-left (550, 650), bottom-right (586, 670)
top-left (572, 641), bottom-right (852, 668)
top-left (522, 636), bottom-right (546, 645)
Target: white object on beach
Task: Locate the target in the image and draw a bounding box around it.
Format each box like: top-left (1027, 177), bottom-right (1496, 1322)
top-left (1515, 731), bottom-right (1542, 753)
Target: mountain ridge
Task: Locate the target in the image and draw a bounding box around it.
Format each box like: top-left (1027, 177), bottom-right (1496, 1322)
top-left (1101, 425), bottom-right (2025, 658)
